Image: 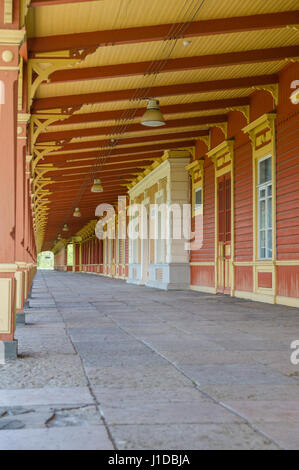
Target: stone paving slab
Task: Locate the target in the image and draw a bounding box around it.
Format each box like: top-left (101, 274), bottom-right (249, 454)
top-left (0, 426), bottom-right (113, 450)
top-left (89, 365), bottom-right (192, 389)
top-left (109, 423), bottom-right (279, 450)
top-left (101, 400), bottom-right (244, 425)
top-left (0, 387), bottom-right (93, 407)
top-left (179, 364), bottom-right (296, 386)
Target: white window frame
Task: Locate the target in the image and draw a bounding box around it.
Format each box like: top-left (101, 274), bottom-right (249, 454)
top-left (194, 186), bottom-right (203, 214)
top-left (257, 155), bottom-right (273, 260)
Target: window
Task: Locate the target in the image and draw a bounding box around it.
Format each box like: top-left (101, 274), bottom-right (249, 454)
top-left (195, 187), bottom-right (203, 212)
top-left (257, 156), bottom-right (272, 259)
top-left (193, 186), bottom-right (203, 215)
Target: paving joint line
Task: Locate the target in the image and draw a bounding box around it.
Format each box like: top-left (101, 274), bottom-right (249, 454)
top-left (42, 271), bottom-right (118, 451)
top-left (100, 296), bottom-right (285, 450)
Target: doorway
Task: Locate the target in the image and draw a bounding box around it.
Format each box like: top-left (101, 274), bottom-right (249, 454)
top-left (217, 173), bottom-right (231, 294)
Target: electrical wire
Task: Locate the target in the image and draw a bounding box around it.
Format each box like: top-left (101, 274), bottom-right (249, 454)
top-left (56, 0), bottom-right (207, 237)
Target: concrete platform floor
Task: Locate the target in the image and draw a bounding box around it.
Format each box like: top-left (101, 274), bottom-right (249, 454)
top-left (0, 270), bottom-right (299, 450)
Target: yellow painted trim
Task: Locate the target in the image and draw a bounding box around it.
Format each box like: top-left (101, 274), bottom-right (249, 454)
top-left (276, 296), bottom-right (299, 309)
top-left (190, 285), bottom-right (217, 294)
top-left (190, 262), bottom-right (215, 266)
top-left (0, 278), bottom-right (12, 334)
top-left (0, 65), bottom-right (19, 71)
top-left (235, 290), bottom-right (275, 304)
top-left (0, 29), bottom-right (25, 45)
top-left (129, 149), bottom-right (192, 189)
top-left (234, 262), bottom-right (253, 266)
top-left (243, 112), bottom-right (277, 300)
top-left (186, 159), bottom-right (204, 217)
top-left (0, 264), bottom-right (18, 273)
top-left (208, 139), bottom-right (235, 295)
top-left (276, 260), bottom-right (299, 266)
top-left (3, 0), bottom-right (13, 24)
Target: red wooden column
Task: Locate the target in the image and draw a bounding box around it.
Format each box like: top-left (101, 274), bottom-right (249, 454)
top-left (0, 49), bottom-right (21, 358)
top-left (90, 239), bottom-right (93, 272)
top-left (15, 114), bottom-right (30, 323)
top-left (88, 240), bottom-right (91, 271)
top-left (23, 159), bottom-right (31, 302)
top-left (64, 245), bottom-right (68, 271)
top-left (83, 242), bottom-right (86, 270)
top-left (99, 239), bottom-right (103, 274)
top-left (95, 238), bottom-right (99, 273)
top-left (92, 238), bottom-right (96, 272)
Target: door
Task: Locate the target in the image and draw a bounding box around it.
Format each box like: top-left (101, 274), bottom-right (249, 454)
top-left (217, 173), bottom-right (231, 294)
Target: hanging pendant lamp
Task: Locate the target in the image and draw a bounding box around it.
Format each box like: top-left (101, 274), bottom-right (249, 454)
top-left (73, 207), bottom-right (81, 217)
top-left (91, 178), bottom-right (103, 193)
top-left (141, 99), bottom-right (165, 127)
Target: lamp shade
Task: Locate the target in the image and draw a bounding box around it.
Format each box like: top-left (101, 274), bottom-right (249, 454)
top-left (91, 178), bottom-right (103, 193)
top-left (141, 99), bottom-right (165, 127)
top-left (73, 207), bottom-right (81, 217)
top-left (62, 224), bottom-right (69, 232)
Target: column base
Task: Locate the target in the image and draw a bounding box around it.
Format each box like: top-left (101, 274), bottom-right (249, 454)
top-left (0, 340), bottom-right (18, 361)
top-left (24, 300), bottom-right (30, 308)
top-left (146, 263), bottom-right (190, 290)
top-left (16, 312), bottom-right (25, 325)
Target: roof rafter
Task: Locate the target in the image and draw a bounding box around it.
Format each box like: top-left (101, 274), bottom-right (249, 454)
top-left (49, 46), bottom-right (299, 84)
top-left (33, 74), bottom-right (278, 111)
top-left (46, 129), bottom-right (210, 152)
top-left (37, 116), bottom-right (221, 142)
top-left (47, 97), bottom-right (250, 126)
top-left (41, 140), bottom-right (197, 163)
top-left (28, 11), bottom-right (299, 54)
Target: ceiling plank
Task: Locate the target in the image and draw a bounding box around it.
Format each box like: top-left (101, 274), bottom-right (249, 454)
top-left (49, 46), bottom-right (299, 83)
top-left (37, 115), bottom-right (222, 142)
top-left (28, 11), bottom-right (299, 54)
top-left (42, 140), bottom-right (196, 162)
top-left (33, 74), bottom-right (278, 111)
top-left (48, 129), bottom-right (209, 152)
top-left (48, 97), bottom-right (250, 126)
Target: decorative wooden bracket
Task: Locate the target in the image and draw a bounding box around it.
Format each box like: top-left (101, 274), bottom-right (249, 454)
top-left (180, 146), bottom-right (196, 161)
top-left (27, 57), bottom-right (79, 110)
top-left (252, 84), bottom-right (279, 107)
top-left (33, 168), bottom-right (56, 193)
top-left (30, 114), bottom-right (69, 151)
top-left (69, 46), bottom-right (98, 60)
top-left (197, 134), bottom-right (210, 151)
top-left (32, 145), bottom-right (62, 175)
top-left (226, 105), bottom-right (250, 124)
top-left (212, 122), bottom-right (228, 139)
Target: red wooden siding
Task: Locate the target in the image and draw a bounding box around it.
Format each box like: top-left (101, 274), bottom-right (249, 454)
top-left (277, 266), bottom-right (299, 299)
top-left (276, 112), bottom-right (299, 260)
top-left (191, 265), bottom-right (214, 287)
top-left (190, 155), bottom-right (215, 287)
top-left (235, 266), bottom-right (253, 292)
top-left (258, 272), bottom-right (273, 289)
top-left (191, 157), bottom-right (215, 263)
top-left (234, 140), bottom-right (253, 263)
